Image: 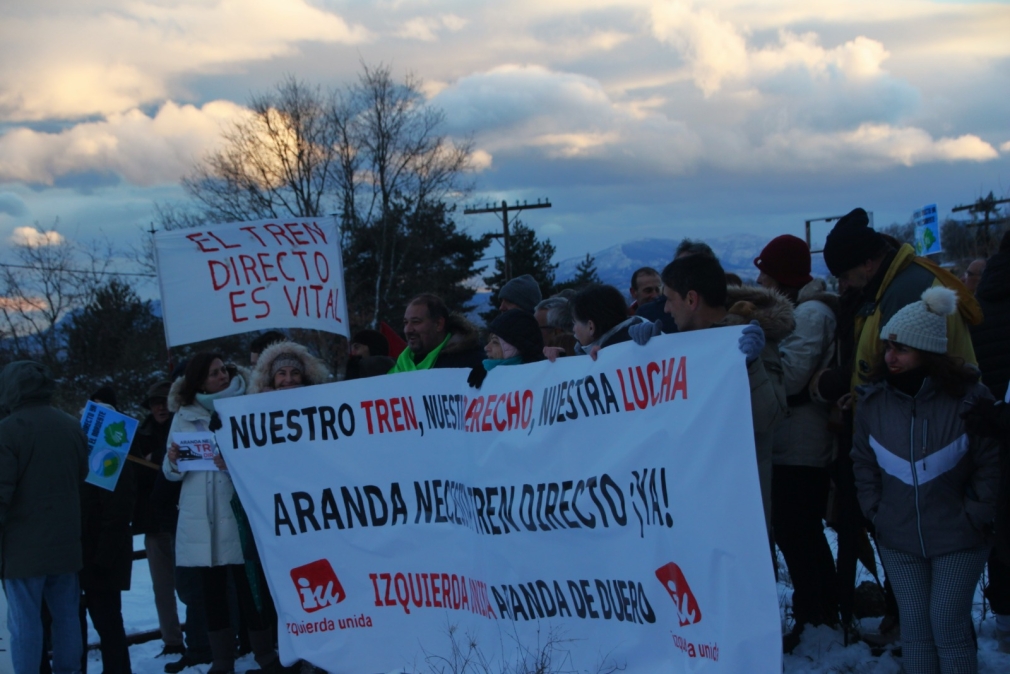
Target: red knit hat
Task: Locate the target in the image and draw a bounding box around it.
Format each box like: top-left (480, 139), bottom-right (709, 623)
top-left (754, 235), bottom-right (812, 288)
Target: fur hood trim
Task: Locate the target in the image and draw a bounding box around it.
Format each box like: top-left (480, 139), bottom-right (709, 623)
top-left (719, 285), bottom-right (796, 342)
top-left (168, 363), bottom-right (251, 413)
top-left (796, 278), bottom-right (839, 313)
top-left (248, 341), bottom-right (331, 394)
top-left (443, 315), bottom-right (481, 355)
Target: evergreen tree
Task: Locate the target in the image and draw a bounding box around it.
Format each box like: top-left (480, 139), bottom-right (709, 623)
top-left (62, 279), bottom-right (167, 415)
top-left (480, 221), bottom-right (557, 324)
top-left (555, 253), bottom-right (601, 292)
top-left (345, 200), bottom-right (487, 327)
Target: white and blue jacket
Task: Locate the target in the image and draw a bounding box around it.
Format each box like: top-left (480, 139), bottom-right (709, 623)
top-left (852, 376), bottom-right (1000, 558)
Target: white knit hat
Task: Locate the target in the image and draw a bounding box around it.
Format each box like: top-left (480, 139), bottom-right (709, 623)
top-left (879, 286), bottom-right (958, 354)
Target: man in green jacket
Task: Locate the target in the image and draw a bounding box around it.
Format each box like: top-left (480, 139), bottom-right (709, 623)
top-left (0, 361), bottom-right (88, 674)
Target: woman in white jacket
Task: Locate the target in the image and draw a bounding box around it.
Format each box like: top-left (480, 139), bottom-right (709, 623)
top-left (163, 352), bottom-right (283, 674)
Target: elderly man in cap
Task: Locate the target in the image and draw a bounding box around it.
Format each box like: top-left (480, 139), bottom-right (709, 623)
top-left (498, 274), bottom-right (542, 313)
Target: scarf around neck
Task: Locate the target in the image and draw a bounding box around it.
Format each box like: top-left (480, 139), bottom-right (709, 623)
top-left (389, 334), bottom-right (452, 374)
top-left (195, 372), bottom-right (247, 412)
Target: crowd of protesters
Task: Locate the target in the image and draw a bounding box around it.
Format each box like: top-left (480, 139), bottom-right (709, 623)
top-left (2, 206), bottom-right (1010, 674)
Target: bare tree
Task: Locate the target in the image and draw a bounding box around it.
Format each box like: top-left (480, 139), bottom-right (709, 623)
top-left (0, 222), bottom-right (112, 365)
top-left (183, 77), bottom-right (341, 222)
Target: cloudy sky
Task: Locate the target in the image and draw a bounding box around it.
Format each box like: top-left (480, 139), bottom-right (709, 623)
top-left (1, 0), bottom-right (1008, 271)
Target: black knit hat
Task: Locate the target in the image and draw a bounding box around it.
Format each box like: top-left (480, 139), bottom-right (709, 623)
top-left (350, 329), bottom-right (389, 357)
top-left (823, 208), bottom-right (885, 277)
top-left (489, 309), bottom-right (544, 363)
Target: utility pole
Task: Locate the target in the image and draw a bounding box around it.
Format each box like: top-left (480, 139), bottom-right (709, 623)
top-left (952, 191), bottom-right (1010, 247)
top-left (465, 198), bottom-right (552, 281)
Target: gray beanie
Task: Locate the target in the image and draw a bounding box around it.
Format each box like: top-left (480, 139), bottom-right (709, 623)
top-left (499, 274), bottom-right (542, 313)
top-left (879, 286), bottom-right (958, 354)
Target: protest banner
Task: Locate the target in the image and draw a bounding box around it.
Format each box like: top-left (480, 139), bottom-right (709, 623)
top-left (81, 401), bottom-right (138, 491)
top-left (173, 431), bottom-right (219, 472)
top-left (216, 328), bottom-right (782, 672)
top-left (154, 216), bottom-right (349, 347)
top-left (914, 203), bottom-right (941, 256)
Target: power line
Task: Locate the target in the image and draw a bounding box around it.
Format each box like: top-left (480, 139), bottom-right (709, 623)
top-left (0, 260), bottom-right (153, 276)
top-left (465, 198), bottom-right (552, 281)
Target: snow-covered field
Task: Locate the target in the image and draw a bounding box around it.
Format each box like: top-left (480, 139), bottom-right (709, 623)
top-left (66, 536), bottom-right (1010, 673)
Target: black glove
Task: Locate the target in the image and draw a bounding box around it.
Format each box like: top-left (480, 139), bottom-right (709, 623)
top-left (209, 411), bottom-right (222, 432)
top-left (467, 366), bottom-right (488, 390)
top-left (961, 398), bottom-right (1008, 439)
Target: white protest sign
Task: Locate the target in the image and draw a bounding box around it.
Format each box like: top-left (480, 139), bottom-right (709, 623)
top-left (914, 203), bottom-right (941, 255)
top-left (173, 432), bottom-right (219, 472)
top-left (81, 401), bottom-right (138, 491)
top-left (154, 217), bottom-right (349, 347)
top-left (215, 328), bottom-right (781, 673)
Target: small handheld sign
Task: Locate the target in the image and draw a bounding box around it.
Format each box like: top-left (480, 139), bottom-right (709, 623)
top-left (81, 401), bottom-right (138, 491)
top-left (914, 203), bottom-right (942, 256)
top-left (173, 432), bottom-right (220, 472)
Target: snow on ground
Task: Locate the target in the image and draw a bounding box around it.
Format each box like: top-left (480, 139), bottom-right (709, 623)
top-left (97, 536), bottom-right (1010, 674)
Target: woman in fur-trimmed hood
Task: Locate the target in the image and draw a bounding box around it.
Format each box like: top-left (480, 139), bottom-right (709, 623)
top-left (247, 340), bottom-right (331, 394)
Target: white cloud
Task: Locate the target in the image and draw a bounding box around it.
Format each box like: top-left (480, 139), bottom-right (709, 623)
top-left (435, 65), bottom-right (703, 172)
top-left (0, 101), bottom-right (249, 186)
top-left (0, 0), bottom-right (368, 121)
top-left (10, 226), bottom-right (63, 247)
top-left (1001, 141), bottom-right (1010, 153)
top-left (470, 149), bottom-right (494, 172)
top-left (395, 14), bottom-right (469, 41)
top-left (746, 124), bottom-right (999, 171)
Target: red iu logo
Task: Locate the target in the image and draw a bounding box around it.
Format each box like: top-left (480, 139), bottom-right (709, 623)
top-left (290, 560), bottom-right (346, 613)
top-left (655, 562), bottom-right (702, 627)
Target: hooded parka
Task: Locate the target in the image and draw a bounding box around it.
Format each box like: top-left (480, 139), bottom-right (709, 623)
top-left (0, 361), bottom-right (89, 579)
top-left (162, 369), bottom-right (248, 567)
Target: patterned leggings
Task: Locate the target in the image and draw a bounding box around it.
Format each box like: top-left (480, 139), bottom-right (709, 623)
top-left (878, 545), bottom-right (990, 674)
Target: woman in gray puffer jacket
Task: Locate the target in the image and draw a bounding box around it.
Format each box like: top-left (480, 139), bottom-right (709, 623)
top-left (852, 287), bottom-right (1000, 674)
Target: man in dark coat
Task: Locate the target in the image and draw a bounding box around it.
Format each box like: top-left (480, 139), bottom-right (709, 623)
top-left (968, 232), bottom-right (1010, 652)
top-left (80, 390), bottom-right (135, 674)
top-left (389, 294), bottom-right (484, 373)
top-left (0, 361), bottom-right (88, 674)
top-left (130, 382), bottom-right (188, 659)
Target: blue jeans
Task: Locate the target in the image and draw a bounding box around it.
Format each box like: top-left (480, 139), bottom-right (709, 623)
top-left (4, 573), bottom-right (82, 674)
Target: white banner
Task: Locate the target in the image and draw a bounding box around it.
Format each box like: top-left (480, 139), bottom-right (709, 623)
top-left (154, 217), bottom-right (349, 346)
top-left (215, 328), bottom-right (781, 673)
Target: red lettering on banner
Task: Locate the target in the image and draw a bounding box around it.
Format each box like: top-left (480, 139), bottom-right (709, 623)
top-left (229, 290), bottom-right (248, 323)
top-left (615, 358), bottom-right (688, 412)
top-left (186, 231), bottom-right (218, 252)
top-left (360, 398), bottom-right (420, 435)
top-left (207, 231), bottom-right (241, 250)
top-left (239, 225), bottom-right (267, 246)
top-left (368, 571), bottom-right (495, 618)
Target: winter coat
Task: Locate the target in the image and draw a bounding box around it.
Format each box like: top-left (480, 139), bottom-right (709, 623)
top-left (852, 244), bottom-right (980, 392)
top-left (131, 412), bottom-right (180, 535)
top-left (81, 463), bottom-right (135, 592)
top-left (852, 377), bottom-right (1000, 558)
top-left (163, 372), bottom-right (248, 568)
top-left (432, 320), bottom-right (486, 370)
top-left (247, 340), bottom-right (332, 394)
top-left (972, 250), bottom-right (1010, 401)
top-left (717, 285), bottom-right (794, 535)
top-left (0, 361), bottom-right (89, 579)
top-left (773, 279), bottom-right (838, 468)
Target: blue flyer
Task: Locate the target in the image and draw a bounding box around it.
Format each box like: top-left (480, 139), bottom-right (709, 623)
top-left (80, 401), bottom-right (139, 491)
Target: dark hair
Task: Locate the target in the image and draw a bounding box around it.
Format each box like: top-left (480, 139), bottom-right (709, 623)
top-left (178, 352), bottom-right (227, 406)
top-left (630, 267), bottom-right (659, 290)
top-left (250, 331), bottom-right (285, 355)
top-left (570, 285), bottom-right (629, 336)
top-left (89, 386), bottom-right (118, 411)
top-left (408, 294), bottom-right (450, 326)
top-left (350, 329), bottom-right (389, 357)
top-left (1000, 229), bottom-right (1010, 253)
top-left (725, 273), bottom-right (743, 288)
top-left (675, 239), bottom-right (717, 260)
top-left (661, 255), bottom-right (727, 308)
